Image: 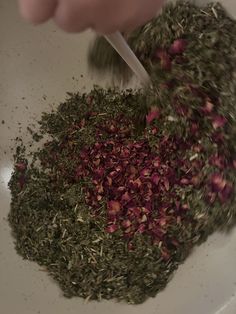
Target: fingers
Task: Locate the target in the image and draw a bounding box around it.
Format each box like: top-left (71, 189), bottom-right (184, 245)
top-left (91, 0), bottom-right (165, 35)
top-left (53, 0), bottom-right (120, 34)
top-left (122, 0), bottom-right (165, 32)
top-left (18, 0), bottom-right (165, 34)
top-left (18, 0), bottom-right (58, 24)
top-left (54, 0), bottom-right (92, 32)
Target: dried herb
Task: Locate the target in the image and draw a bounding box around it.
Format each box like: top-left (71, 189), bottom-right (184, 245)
top-left (9, 1), bottom-right (236, 305)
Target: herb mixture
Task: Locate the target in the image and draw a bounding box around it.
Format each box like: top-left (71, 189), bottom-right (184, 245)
top-left (9, 1), bottom-right (236, 304)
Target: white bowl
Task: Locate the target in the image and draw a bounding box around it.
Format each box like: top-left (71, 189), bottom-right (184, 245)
top-left (0, 1), bottom-right (236, 313)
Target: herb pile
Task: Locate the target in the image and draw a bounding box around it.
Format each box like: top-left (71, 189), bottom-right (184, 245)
top-left (9, 1), bottom-right (236, 304)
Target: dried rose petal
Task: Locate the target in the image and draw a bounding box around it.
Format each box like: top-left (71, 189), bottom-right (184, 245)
top-left (181, 204), bottom-right (190, 211)
top-left (107, 177), bottom-right (112, 186)
top-left (146, 108), bottom-right (160, 124)
top-left (18, 175), bottom-right (26, 189)
top-left (128, 207), bottom-right (141, 218)
top-left (140, 168), bottom-right (151, 177)
top-left (122, 220), bottom-right (132, 228)
top-left (212, 115), bottom-right (227, 129)
top-left (79, 118), bottom-right (86, 128)
top-left (94, 167), bottom-right (105, 177)
top-left (233, 160), bottom-right (236, 169)
top-left (94, 142), bottom-right (102, 149)
top-left (15, 162), bottom-right (27, 172)
top-left (137, 224), bottom-right (146, 233)
top-left (175, 103), bottom-right (190, 117)
top-left (159, 218), bottom-right (167, 227)
top-left (109, 125), bottom-right (117, 133)
top-left (211, 131), bottom-right (225, 144)
top-left (127, 242), bottom-right (134, 251)
top-left (155, 48), bottom-right (166, 59)
top-left (155, 48), bottom-right (172, 71)
top-left (115, 165), bottom-right (122, 172)
top-left (191, 176), bottom-right (200, 187)
top-left (151, 226), bottom-right (165, 238)
top-left (189, 84), bottom-right (206, 98)
top-left (210, 173), bottom-right (227, 192)
top-left (96, 184), bottom-right (104, 194)
top-left (108, 200), bottom-right (121, 215)
top-left (177, 216), bottom-right (181, 224)
top-left (170, 239), bottom-right (179, 247)
top-left (106, 224), bottom-right (118, 233)
top-left (190, 122), bottom-right (199, 135)
top-left (86, 96), bottom-right (93, 105)
top-left (151, 173), bottom-right (160, 186)
top-left (169, 39), bottom-right (187, 55)
top-left (202, 100), bottom-right (214, 114)
top-left (163, 178), bottom-right (170, 191)
top-left (117, 186), bottom-right (126, 192)
top-left (209, 154), bottom-right (225, 169)
top-left (124, 228), bottom-right (132, 236)
top-left (129, 165), bottom-right (137, 174)
top-left (142, 204), bottom-right (151, 214)
top-left (218, 183), bottom-right (233, 203)
top-left (175, 201), bottom-right (181, 211)
top-left (206, 191), bottom-right (217, 204)
top-left (93, 158), bottom-right (100, 166)
top-left (97, 195), bottom-right (102, 201)
top-left (153, 157), bottom-right (161, 168)
top-left (180, 178), bottom-right (190, 185)
top-left (161, 248), bottom-right (171, 261)
top-left (151, 127), bottom-right (158, 135)
top-left (140, 214), bottom-right (148, 223)
top-left (121, 192), bottom-right (131, 202)
top-left (129, 178), bottom-right (142, 189)
top-left (108, 171), bottom-right (118, 179)
top-left (193, 144), bottom-right (204, 153)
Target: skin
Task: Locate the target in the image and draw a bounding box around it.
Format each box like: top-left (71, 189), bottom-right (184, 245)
top-left (18, 0), bottom-right (165, 34)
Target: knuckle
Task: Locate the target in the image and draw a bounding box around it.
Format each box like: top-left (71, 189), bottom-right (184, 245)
top-left (54, 1), bottom-right (87, 32)
top-left (54, 7), bottom-right (73, 31)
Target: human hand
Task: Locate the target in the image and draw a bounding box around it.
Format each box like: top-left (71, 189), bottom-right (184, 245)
top-left (18, 0), bottom-right (165, 34)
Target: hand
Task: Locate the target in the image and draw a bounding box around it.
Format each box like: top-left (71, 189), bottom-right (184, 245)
top-left (18, 0), bottom-right (165, 34)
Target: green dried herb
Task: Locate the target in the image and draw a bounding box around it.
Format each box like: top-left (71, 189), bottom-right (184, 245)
top-left (9, 1), bottom-right (236, 305)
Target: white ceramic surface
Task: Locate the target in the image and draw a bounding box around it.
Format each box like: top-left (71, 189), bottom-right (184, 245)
top-left (0, 1), bottom-right (236, 314)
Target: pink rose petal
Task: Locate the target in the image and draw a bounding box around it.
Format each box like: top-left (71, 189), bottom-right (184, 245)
top-left (121, 192), bottom-right (131, 202)
top-left (209, 154), bottom-right (225, 169)
top-left (122, 220), bottom-right (132, 228)
top-left (106, 224), bottom-right (118, 233)
top-left (155, 48), bottom-right (172, 71)
top-left (137, 224), bottom-right (146, 233)
top-left (218, 183), bottom-right (233, 204)
top-left (202, 100), bottom-right (214, 114)
top-left (146, 108), bottom-right (160, 124)
top-left (108, 200), bottom-right (121, 215)
top-left (169, 39), bottom-right (187, 55)
top-left (140, 168), bottom-right (151, 177)
top-left (180, 178), bottom-right (190, 185)
top-left (151, 173), bottom-right (160, 185)
top-left (210, 173), bottom-right (227, 192)
top-left (233, 160), bottom-right (236, 169)
top-left (212, 115), bottom-right (227, 129)
top-left (15, 162), bottom-right (27, 172)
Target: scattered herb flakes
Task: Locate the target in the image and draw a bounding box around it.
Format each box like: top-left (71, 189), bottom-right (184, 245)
top-left (9, 1), bottom-right (236, 305)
